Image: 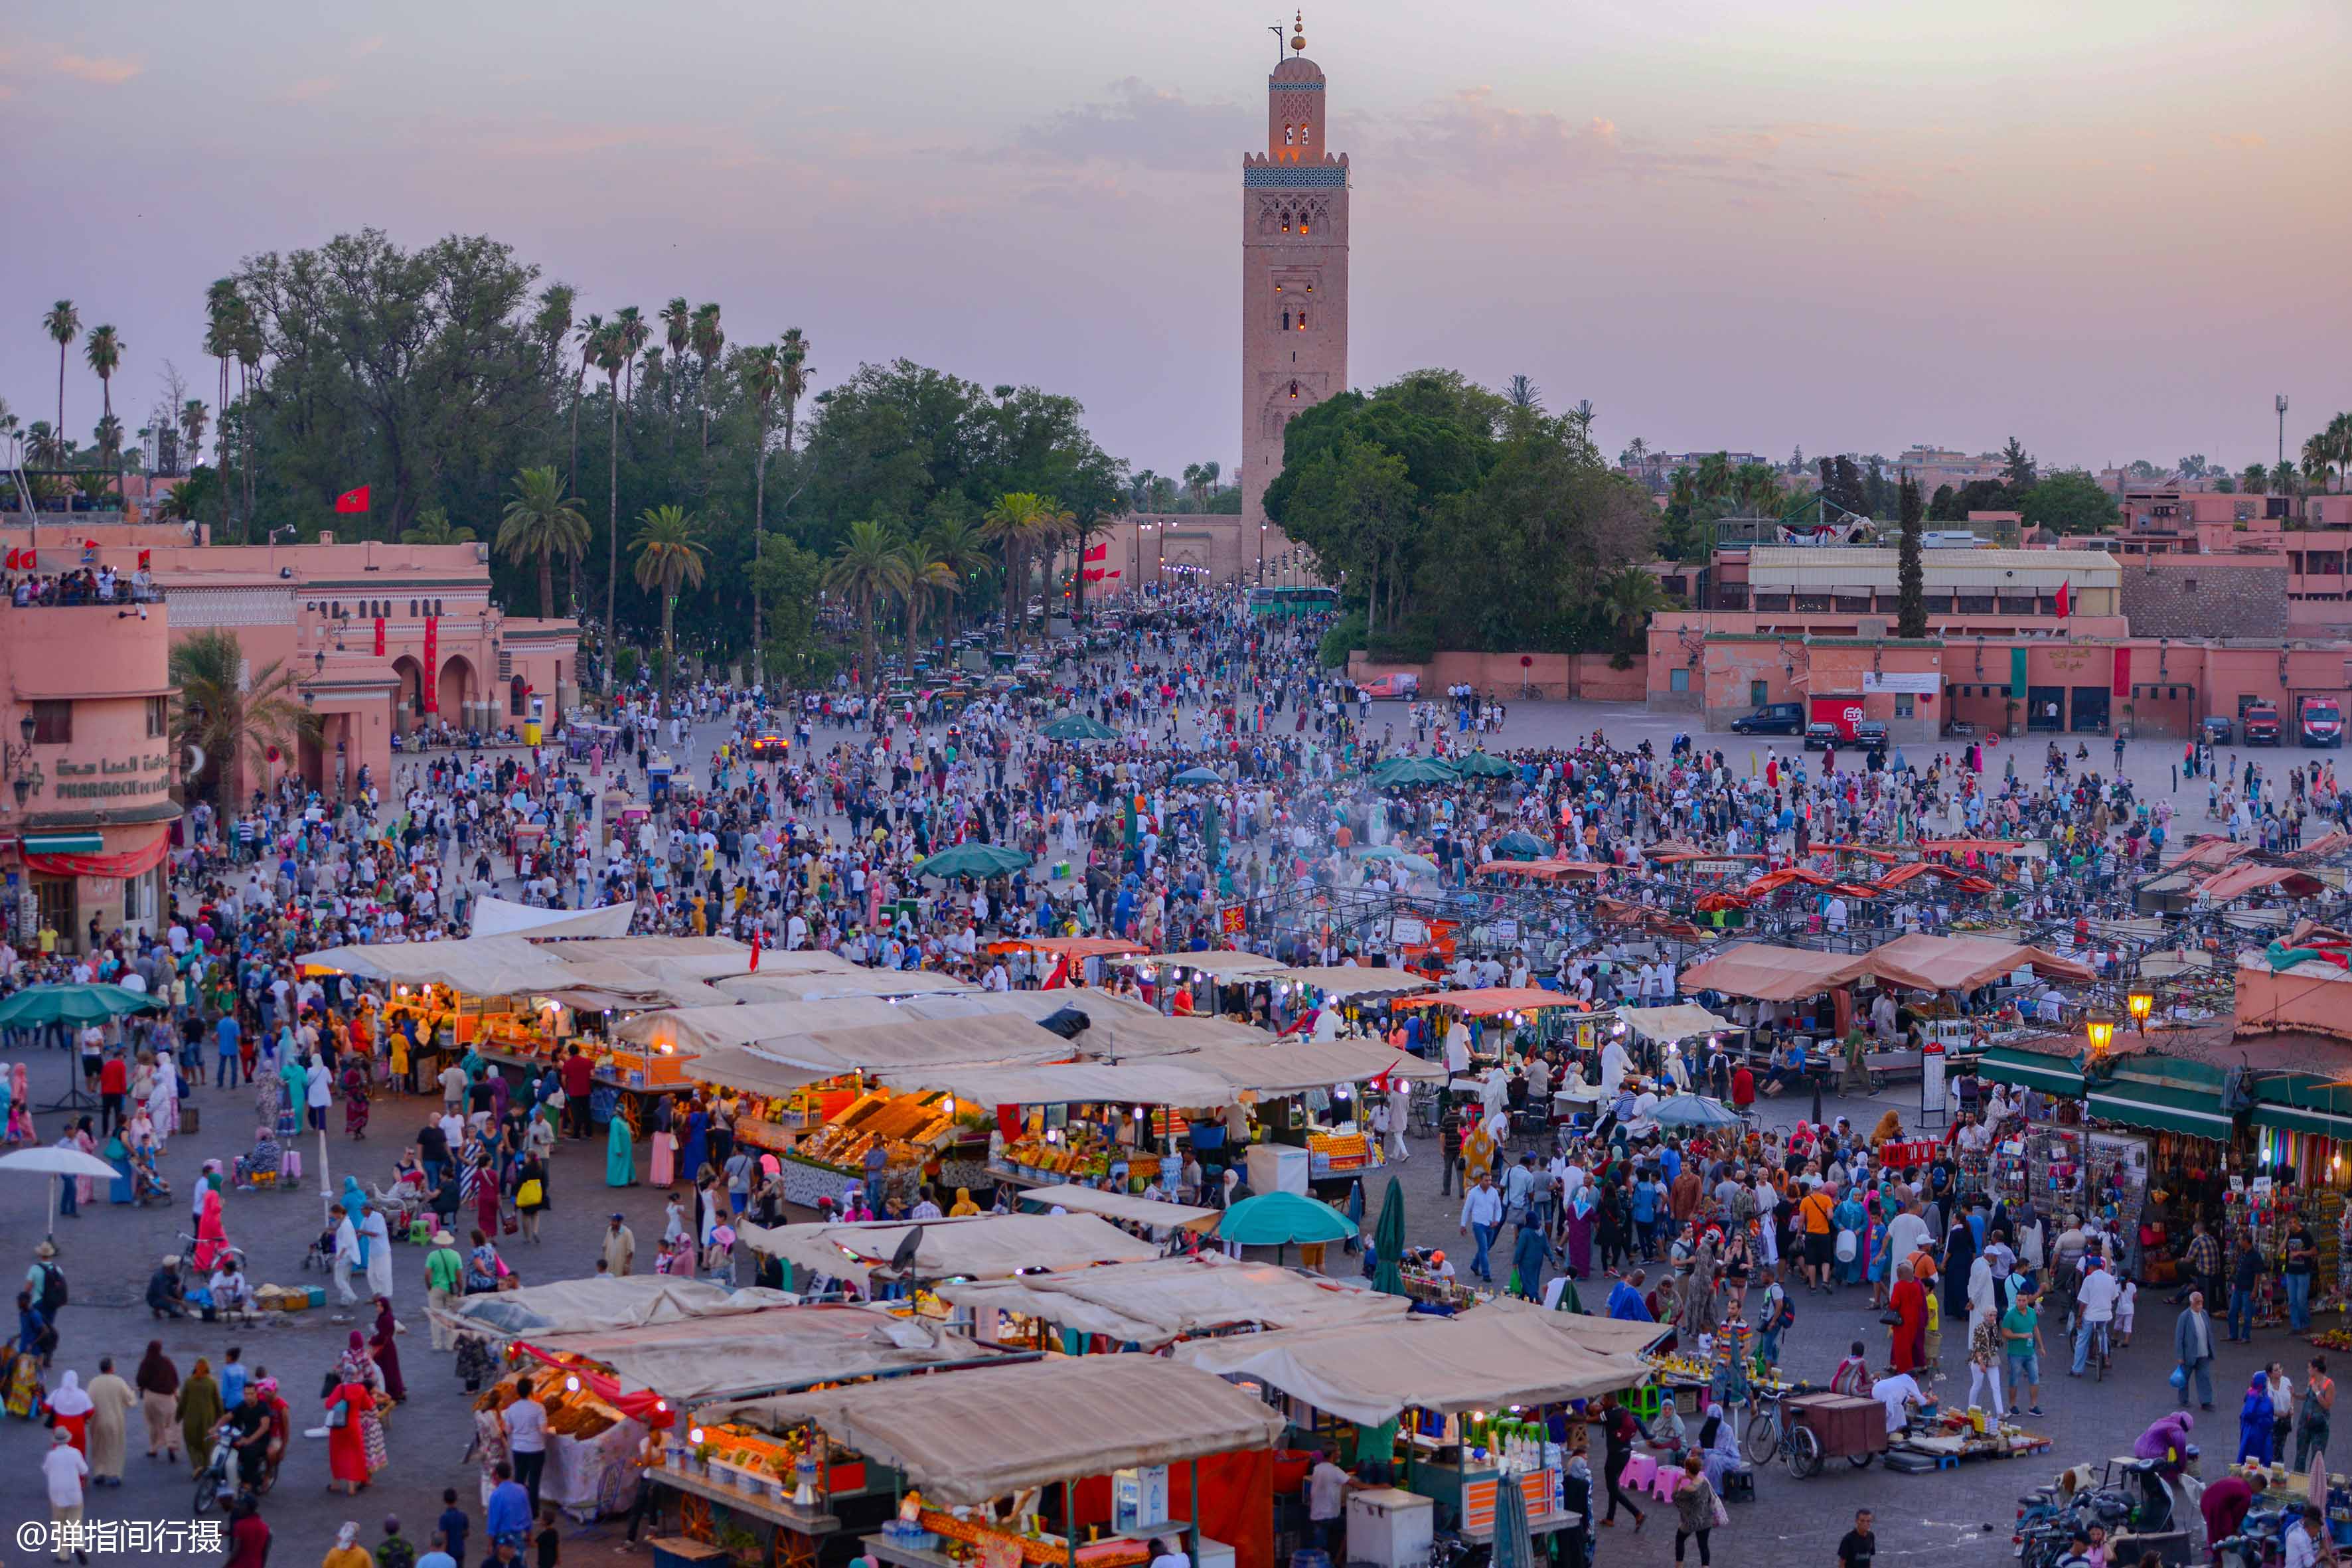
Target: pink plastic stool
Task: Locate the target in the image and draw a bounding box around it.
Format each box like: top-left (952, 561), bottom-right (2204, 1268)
top-left (280, 1149), bottom-right (301, 1180)
top-left (1618, 1452), bottom-right (1658, 1495)
top-left (1649, 1465), bottom-right (1683, 1503)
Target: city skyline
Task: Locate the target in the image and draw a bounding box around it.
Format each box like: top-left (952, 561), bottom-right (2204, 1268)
top-left (5, 0), bottom-right (2350, 486)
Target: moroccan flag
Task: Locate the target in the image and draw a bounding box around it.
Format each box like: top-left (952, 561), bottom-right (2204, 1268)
top-left (334, 486), bottom-right (371, 514)
top-left (373, 617), bottom-right (386, 657)
top-left (3, 549), bottom-right (17, 570)
top-left (2055, 581), bottom-right (2071, 618)
top-left (136, 550), bottom-right (150, 570)
top-left (749, 930), bottom-right (762, 973)
top-left (1083, 542), bottom-right (1108, 562)
top-left (422, 616), bottom-right (438, 711)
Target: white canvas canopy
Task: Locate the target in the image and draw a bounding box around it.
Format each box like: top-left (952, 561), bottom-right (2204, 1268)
top-left (903, 988), bottom-right (1272, 1058)
top-left (1016, 1184), bottom-right (1219, 1231)
top-left (683, 1048), bottom-right (836, 1099)
top-left (617, 999), bottom-right (908, 1053)
top-left (1271, 967), bottom-right (1436, 998)
top-left (718, 970), bottom-right (978, 1004)
top-left (435, 1277), bottom-right (796, 1339)
top-left (470, 898), bottom-right (637, 938)
top-left (297, 935), bottom-right (585, 996)
top-left (1168, 1303), bottom-right (1648, 1425)
top-left (878, 1058), bottom-right (1240, 1109)
top-left (1109, 951), bottom-right (1289, 979)
top-left (1615, 1004), bottom-right (1735, 1043)
top-left (936, 1255), bottom-right (1407, 1348)
top-left (700, 1356), bottom-right (1284, 1506)
top-left (524, 1302), bottom-right (994, 1402)
top-left (1174, 1039), bottom-right (1447, 1094)
top-left (748, 1015), bottom-right (1077, 1076)
top-left (737, 1211), bottom-right (1156, 1290)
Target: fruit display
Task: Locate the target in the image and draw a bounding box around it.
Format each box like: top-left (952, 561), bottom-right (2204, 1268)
top-left (795, 1088), bottom-right (961, 1176)
top-left (1308, 1130), bottom-right (1373, 1176)
top-left (997, 1129), bottom-right (1161, 1188)
top-left (475, 1370), bottom-right (622, 1440)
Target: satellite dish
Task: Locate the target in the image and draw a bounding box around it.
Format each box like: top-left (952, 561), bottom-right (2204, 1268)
top-left (886, 1225), bottom-right (924, 1279)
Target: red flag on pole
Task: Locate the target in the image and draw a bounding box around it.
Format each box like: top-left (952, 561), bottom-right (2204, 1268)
top-left (373, 617), bottom-right (386, 657)
top-left (421, 616), bottom-right (439, 710)
top-left (3, 550), bottom-right (17, 570)
top-left (2055, 581), bottom-right (2071, 618)
top-left (136, 549), bottom-right (150, 570)
top-left (1083, 542), bottom-right (1108, 562)
top-left (749, 931), bottom-right (762, 973)
top-left (334, 486), bottom-right (371, 514)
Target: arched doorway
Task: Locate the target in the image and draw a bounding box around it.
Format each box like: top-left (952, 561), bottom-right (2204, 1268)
top-left (509, 675), bottom-right (528, 718)
top-left (437, 655), bottom-right (476, 726)
top-left (390, 656), bottom-right (425, 728)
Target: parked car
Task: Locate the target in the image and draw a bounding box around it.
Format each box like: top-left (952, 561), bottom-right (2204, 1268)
top-left (1802, 722), bottom-right (1840, 750)
top-left (1361, 672), bottom-right (1421, 700)
top-left (1853, 720), bottom-right (1889, 752)
top-left (1729, 702), bottom-right (1806, 736)
top-left (2243, 702), bottom-right (2282, 746)
top-left (2201, 715), bottom-right (2234, 747)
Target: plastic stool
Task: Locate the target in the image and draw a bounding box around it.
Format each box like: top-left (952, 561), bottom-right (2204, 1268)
top-left (1623, 1385), bottom-right (1664, 1423)
top-left (1618, 1453), bottom-right (1658, 1494)
top-left (408, 1218), bottom-right (431, 1244)
top-left (280, 1150), bottom-right (301, 1180)
top-left (1722, 1468), bottom-right (1754, 1502)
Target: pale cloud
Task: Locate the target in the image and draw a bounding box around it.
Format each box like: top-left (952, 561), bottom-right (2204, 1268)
top-left (352, 35), bottom-right (386, 58)
top-left (279, 76), bottom-right (341, 104)
top-left (1013, 78), bottom-right (1252, 172)
top-left (2213, 131), bottom-right (2266, 150)
top-left (48, 50), bottom-right (143, 86)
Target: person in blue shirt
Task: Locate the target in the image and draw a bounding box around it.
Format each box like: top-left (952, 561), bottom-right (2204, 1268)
top-left (213, 1014), bottom-right (240, 1087)
top-left (437, 1484), bottom-right (471, 1566)
top-left (1608, 1269), bottom-right (1654, 1322)
top-left (484, 1462), bottom-right (530, 1546)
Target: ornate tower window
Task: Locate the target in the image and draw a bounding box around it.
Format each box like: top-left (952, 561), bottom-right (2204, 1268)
top-left (1297, 310), bottom-right (1308, 331)
top-left (1284, 124), bottom-right (1294, 146)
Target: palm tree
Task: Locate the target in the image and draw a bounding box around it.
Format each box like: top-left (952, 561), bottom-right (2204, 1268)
top-left (83, 325), bottom-right (123, 499)
top-left (591, 319), bottom-right (631, 688)
top-left (169, 627), bottom-right (319, 806)
top-left (982, 491), bottom-right (1052, 646)
top-left (2242, 463), bottom-right (2269, 496)
top-left (1601, 566), bottom-right (1669, 669)
top-left (777, 329), bottom-right (812, 457)
top-left (689, 304), bottom-right (724, 451)
top-left (631, 505), bottom-right (709, 713)
top-left (0, 408), bottom-right (18, 469)
top-left (399, 506), bottom-right (477, 545)
top-left (92, 414), bottom-right (123, 497)
top-left (612, 306), bottom-right (648, 402)
top-left (1182, 463), bottom-right (1206, 512)
top-left (921, 517), bottom-right (992, 641)
top-left (2328, 413), bottom-right (2352, 494)
top-left (203, 281), bottom-right (242, 536)
top-left (497, 466), bottom-right (591, 619)
top-left (738, 346), bottom-right (782, 665)
top-left (660, 297), bottom-right (692, 440)
top-left (894, 538), bottom-right (957, 659)
top-left (42, 302), bottom-right (79, 472)
top-left (179, 400), bottom-right (208, 477)
top-left (568, 311), bottom-right (603, 522)
top-left (824, 520), bottom-right (910, 687)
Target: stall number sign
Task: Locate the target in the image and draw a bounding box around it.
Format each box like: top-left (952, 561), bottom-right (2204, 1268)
top-left (1493, 919), bottom-right (1519, 943)
top-left (1392, 916), bottom-right (1429, 946)
top-left (1691, 860), bottom-right (1743, 876)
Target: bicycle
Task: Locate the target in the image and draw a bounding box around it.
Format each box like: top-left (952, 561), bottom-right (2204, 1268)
top-left (2080, 1318), bottom-right (2111, 1382)
top-left (1741, 1387), bottom-right (1824, 1478)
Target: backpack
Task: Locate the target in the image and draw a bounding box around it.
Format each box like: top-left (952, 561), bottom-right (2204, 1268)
top-left (37, 1261), bottom-right (67, 1315)
top-left (1772, 1291), bottom-right (1796, 1333)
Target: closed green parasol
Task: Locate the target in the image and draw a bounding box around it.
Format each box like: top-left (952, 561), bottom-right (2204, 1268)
top-left (1172, 765), bottom-right (1220, 783)
top-left (1041, 713), bottom-right (1119, 742)
top-left (0, 984), bottom-right (166, 1027)
top-left (1454, 751), bottom-right (1516, 779)
top-left (1371, 1174), bottom-right (1407, 1296)
top-left (910, 842), bottom-right (1032, 880)
top-left (1372, 757), bottom-right (1459, 788)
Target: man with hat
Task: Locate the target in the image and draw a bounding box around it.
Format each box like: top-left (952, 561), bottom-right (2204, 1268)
top-left (42, 1425), bottom-right (90, 1563)
top-left (423, 1229), bottom-right (464, 1351)
top-left (602, 1213), bottom-right (635, 1277)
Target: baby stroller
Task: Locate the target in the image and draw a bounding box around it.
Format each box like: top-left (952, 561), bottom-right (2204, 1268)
top-left (301, 1226), bottom-right (336, 1273)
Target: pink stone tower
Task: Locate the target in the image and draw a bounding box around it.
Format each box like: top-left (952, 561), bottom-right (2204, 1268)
top-left (1240, 12), bottom-right (1349, 545)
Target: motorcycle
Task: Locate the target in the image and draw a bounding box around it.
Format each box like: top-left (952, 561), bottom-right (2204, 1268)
top-left (192, 1419), bottom-right (238, 1515)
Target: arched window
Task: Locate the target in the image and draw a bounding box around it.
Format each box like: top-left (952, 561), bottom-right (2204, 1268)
top-left (1298, 212), bottom-right (1311, 235)
top-left (1282, 309), bottom-right (1291, 331)
top-left (1283, 124), bottom-right (1294, 146)
top-left (409, 599), bottom-right (418, 617)
top-left (1298, 310), bottom-right (1308, 331)
top-left (433, 599), bottom-right (443, 617)
top-left (1280, 210), bottom-right (1291, 233)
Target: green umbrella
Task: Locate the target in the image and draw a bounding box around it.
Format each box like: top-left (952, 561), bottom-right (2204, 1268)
top-left (1490, 1443), bottom-right (1538, 1568)
top-left (1356, 844), bottom-right (1406, 862)
top-left (1454, 751), bottom-right (1516, 779)
top-left (0, 983), bottom-right (165, 1027)
top-left (1372, 1175), bottom-right (1407, 1297)
top-left (1042, 713), bottom-right (1119, 742)
top-left (1652, 1094), bottom-right (1745, 1130)
top-left (910, 842), bottom-right (1032, 880)
top-left (1373, 757), bottom-right (1459, 789)
top-left (1495, 830), bottom-right (1547, 859)
top-left (1217, 1190), bottom-right (1358, 1265)
top-left (1172, 765), bottom-right (1220, 783)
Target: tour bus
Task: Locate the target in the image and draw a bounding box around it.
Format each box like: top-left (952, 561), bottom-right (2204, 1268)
top-left (1244, 584), bottom-right (1339, 619)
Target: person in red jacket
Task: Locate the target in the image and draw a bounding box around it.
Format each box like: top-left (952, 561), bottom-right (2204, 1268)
top-left (561, 1046), bottom-right (594, 1140)
top-left (1729, 1062), bottom-right (1756, 1112)
top-left (99, 1051), bottom-right (129, 1137)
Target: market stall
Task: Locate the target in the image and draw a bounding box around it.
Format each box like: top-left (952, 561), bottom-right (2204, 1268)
top-left (738, 1212), bottom-right (1162, 1296)
top-left (935, 1253), bottom-right (1409, 1350)
top-left (693, 1354), bottom-right (1286, 1568)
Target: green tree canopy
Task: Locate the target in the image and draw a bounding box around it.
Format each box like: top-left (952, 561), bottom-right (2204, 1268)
top-left (2018, 469), bottom-right (2120, 536)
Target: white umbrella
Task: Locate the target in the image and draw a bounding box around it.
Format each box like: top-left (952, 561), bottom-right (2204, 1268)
top-left (0, 1145), bottom-right (125, 1243)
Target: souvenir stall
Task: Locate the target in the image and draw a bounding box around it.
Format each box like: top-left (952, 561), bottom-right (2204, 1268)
top-left (690, 1356), bottom-right (1285, 1568)
top-left (2243, 1092), bottom-right (2351, 1325)
top-left (1260, 967), bottom-right (1436, 1045)
top-left (933, 1253), bottom-right (1407, 1354)
top-left (1105, 951), bottom-right (1289, 1022)
top-left (1387, 989), bottom-right (1588, 1067)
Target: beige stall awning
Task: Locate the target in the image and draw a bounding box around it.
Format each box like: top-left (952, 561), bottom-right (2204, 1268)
top-left (1109, 951), bottom-right (1289, 979)
top-left (751, 1014), bottom-right (1075, 1075)
top-left (737, 1211), bottom-right (1158, 1290)
top-left (1617, 1004), bottom-right (1736, 1043)
top-left (1862, 933), bottom-right (2095, 993)
top-left (878, 1058), bottom-right (1241, 1108)
top-left (718, 970), bottom-right (979, 1004)
top-left (1180, 1039), bottom-right (1447, 1093)
top-left (1677, 943), bottom-right (1869, 1002)
top-left (1168, 1303), bottom-right (1649, 1426)
top-left (437, 1277), bottom-right (796, 1338)
top-left (526, 1302), bottom-right (993, 1401)
top-left (684, 1048), bottom-right (836, 1099)
top-left (937, 1255), bottom-right (1407, 1348)
top-left (297, 935), bottom-right (585, 995)
top-left (1273, 966), bottom-right (1437, 998)
top-left (615, 999), bottom-right (907, 1052)
top-left (1016, 1184), bottom-right (1219, 1231)
top-left (700, 1356), bottom-right (1285, 1506)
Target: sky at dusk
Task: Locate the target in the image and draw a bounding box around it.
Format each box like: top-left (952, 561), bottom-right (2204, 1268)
top-left (6, 0), bottom-right (2351, 483)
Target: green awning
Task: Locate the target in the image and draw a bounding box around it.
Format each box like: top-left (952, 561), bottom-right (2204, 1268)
top-left (2251, 1103), bottom-right (2352, 1140)
top-left (1978, 1046), bottom-right (2084, 1097)
top-left (2086, 1079), bottom-right (2235, 1140)
top-left (21, 833), bottom-right (102, 854)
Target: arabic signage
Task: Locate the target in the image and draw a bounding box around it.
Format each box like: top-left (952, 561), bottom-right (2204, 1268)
top-left (52, 751), bottom-right (172, 801)
top-left (1860, 672), bottom-right (1942, 694)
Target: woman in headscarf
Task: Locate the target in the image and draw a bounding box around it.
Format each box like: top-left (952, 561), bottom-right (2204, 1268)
top-left (135, 1340), bottom-right (181, 1462)
top-left (105, 1129), bottom-right (134, 1205)
top-left (276, 1048), bottom-right (307, 1130)
top-left (1942, 1212), bottom-right (1978, 1330)
top-left (341, 1058), bottom-right (370, 1138)
top-left (367, 1296), bottom-right (405, 1403)
top-left (1562, 1184), bottom-right (1597, 1279)
top-left (1697, 1401), bottom-right (1742, 1494)
top-left (44, 1368), bottom-right (93, 1452)
top-left (192, 1186), bottom-right (230, 1274)
top-left (305, 1052), bottom-right (333, 1133)
top-left (361, 1202), bottom-right (394, 1301)
top-left (486, 1064), bottom-right (510, 1128)
top-left (175, 1356), bottom-right (222, 1476)
top-left (682, 1100), bottom-right (710, 1184)
top-left (147, 1049), bottom-right (181, 1142)
top-left (1678, 1231), bottom-right (1721, 1342)
top-left (2238, 1372), bottom-right (2276, 1465)
top-left (949, 1186), bottom-right (982, 1217)
top-left (1832, 1182), bottom-right (1869, 1289)
top-left (1888, 1260), bottom-right (1928, 1374)
top-left (605, 1103), bottom-right (635, 1187)
top-left (71, 1116), bottom-right (98, 1205)
top-left (324, 1348), bottom-right (376, 1495)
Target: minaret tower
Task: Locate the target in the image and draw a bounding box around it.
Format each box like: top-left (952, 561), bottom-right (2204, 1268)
top-left (1240, 11), bottom-right (1349, 548)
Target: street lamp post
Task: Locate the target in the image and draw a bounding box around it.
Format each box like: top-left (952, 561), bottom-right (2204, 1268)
top-left (2278, 395), bottom-right (2290, 488)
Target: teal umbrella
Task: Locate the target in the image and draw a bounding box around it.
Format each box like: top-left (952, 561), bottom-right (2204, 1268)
top-left (1652, 1094), bottom-right (1744, 1130)
top-left (1394, 854), bottom-right (1441, 879)
top-left (1373, 757), bottom-right (1458, 789)
top-left (1172, 765), bottom-right (1220, 784)
top-left (1454, 751), bottom-right (1516, 779)
top-left (1490, 1445), bottom-right (1537, 1568)
top-left (910, 842), bottom-right (1032, 880)
top-left (1042, 713), bottom-right (1119, 742)
top-left (1371, 1175), bottom-right (1407, 1297)
top-left (1218, 1190), bottom-right (1358, 1264)
top-left (0, 984), bottom-right (165, 1027)
top-left (1356, 844), bottom-right (1406, 862)
top-left (1495, 830), bottom-right (1547, 859)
